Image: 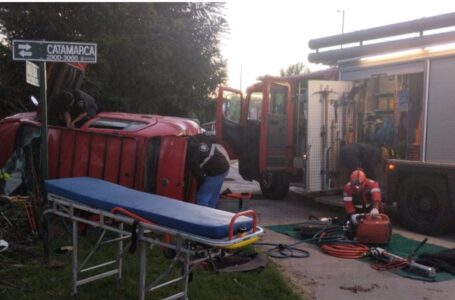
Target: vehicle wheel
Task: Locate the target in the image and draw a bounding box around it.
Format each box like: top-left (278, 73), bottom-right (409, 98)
top-left (397, 175), bottom-right (453, 235)
top-left (259, 172), bottom-right (289, 200)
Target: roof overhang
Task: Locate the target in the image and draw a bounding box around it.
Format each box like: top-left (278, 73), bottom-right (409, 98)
top-left (308, 12), bottom-right (455, 66)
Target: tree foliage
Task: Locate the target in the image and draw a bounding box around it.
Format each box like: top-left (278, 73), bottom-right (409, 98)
top-left (279, 62), bottom-right (309, 77)
top-left (0, 3), bottom-right (228, 121)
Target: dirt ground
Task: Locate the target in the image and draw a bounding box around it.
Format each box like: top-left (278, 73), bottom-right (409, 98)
top-left (221, 162), bottom-right (455, 300)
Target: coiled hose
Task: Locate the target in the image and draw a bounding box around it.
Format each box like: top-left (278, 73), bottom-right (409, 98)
top-left (255, 225), bottom-right (369, 259)
top-left (313, 226), bottom-right (370, 259)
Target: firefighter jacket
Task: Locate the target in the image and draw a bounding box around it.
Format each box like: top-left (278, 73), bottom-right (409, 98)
top-left (343, 179), bottom-right (382, 215)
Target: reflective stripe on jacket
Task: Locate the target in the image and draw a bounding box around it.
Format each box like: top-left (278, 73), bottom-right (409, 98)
top-left (343, 179), bottom-right (382, 215)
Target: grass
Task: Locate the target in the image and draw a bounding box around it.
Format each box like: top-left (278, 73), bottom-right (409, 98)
top-left (0, 222), bottom-right (304, 300)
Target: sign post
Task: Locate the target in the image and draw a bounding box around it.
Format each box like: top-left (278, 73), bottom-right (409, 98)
top-left (12, 39), bottom-right (97, 262)
top-left (39, 62), bottom-right (48, 182)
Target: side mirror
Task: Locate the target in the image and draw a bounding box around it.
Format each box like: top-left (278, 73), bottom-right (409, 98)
top-left (30, 96), bottom-right (39, 106)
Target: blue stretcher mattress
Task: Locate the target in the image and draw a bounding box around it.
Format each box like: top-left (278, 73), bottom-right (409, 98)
top-left (45, 177), bottom-right (253, 239)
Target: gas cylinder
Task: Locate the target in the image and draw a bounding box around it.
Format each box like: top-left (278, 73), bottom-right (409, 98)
top-left (355, 213), bottom-right (392, 244)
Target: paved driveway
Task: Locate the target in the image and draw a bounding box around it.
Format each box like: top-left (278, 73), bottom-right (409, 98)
top-left (221, 163), bottom-right (455, 300)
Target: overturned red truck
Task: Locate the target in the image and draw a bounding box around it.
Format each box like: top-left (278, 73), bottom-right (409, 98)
top-left (215, 13), bottom-right (455, 235)
top-left (0, 63), bottom-right (201, 202)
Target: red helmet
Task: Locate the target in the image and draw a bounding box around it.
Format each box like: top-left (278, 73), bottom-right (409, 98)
top-left (350, 169), bottom-right (366, 192)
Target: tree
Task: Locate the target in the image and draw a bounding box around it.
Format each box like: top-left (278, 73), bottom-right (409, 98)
top-left (0, 3), bottom-right (228, 121)
top-left (279, 62), bottom-right (310, 77)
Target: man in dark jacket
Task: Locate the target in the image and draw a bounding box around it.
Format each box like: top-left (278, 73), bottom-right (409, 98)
top-left (50, 89), bottom-right (97, 128)
top-left (187, 133), bottom-right (229, 208)
top-left (340, 143), bottom-right (382, 180)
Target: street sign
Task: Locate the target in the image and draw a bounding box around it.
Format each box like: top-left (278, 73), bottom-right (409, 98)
top-left (12, 39), bottom-right (98, 261)
top-left (12, 39), bottom-right (97, 63)
top-left (26, 61), bottom-right (40, 87)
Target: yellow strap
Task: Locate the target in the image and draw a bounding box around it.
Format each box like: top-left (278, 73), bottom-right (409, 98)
top-left (221, 236), bottom-right (260, 250)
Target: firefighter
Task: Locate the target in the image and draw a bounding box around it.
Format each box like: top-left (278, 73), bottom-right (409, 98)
top-left (186, 133), bottom-right (230, 208)
top-left (343, 169), bottom-right (383, 225)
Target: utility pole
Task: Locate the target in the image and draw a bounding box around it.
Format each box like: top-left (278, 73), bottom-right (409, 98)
top-left (337, 9), bottom-right (345, 48)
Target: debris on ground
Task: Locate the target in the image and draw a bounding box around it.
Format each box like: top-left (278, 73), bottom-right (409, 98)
top-left (339, 283), bottom-right (380, 293)
top-left (0, 195), bottom-right (41, 265)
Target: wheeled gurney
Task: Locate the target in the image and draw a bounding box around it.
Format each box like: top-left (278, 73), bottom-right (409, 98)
top-left (44, 177), bottom-right (263, 300)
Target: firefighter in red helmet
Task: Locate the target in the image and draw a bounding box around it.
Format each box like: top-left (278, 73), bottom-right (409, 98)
top-left (343, 169), bottom-right (383, 224)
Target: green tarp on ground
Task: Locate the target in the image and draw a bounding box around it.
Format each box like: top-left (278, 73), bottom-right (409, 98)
top-left (266, 223), bottom-right (454, 282)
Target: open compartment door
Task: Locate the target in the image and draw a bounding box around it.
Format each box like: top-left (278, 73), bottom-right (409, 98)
top-left (307, 80), bottom-right (353, 192)
top-left (215, 86), bottom-right (243, 159)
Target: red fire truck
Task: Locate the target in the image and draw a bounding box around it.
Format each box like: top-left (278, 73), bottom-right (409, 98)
top-left (216, 13), bottom-right (455, 235)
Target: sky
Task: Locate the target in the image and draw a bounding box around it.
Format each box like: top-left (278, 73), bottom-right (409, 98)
top-left (221, 1), bottom-right (455, 90)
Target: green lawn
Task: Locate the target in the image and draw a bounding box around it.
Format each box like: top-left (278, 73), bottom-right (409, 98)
top-left (0, 225), bottom-right (305, 300)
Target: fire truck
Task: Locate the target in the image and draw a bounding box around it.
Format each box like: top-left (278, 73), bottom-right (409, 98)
top-left (0, 63), bottom-right (201, 201)
top-left (216, 12), bottom-right (455, 235)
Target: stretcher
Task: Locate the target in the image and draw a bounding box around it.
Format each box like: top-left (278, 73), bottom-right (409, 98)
top-left (44, 177), bottom-right (263, 300)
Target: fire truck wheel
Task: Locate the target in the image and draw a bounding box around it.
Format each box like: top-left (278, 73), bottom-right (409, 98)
top-left (397, 175), bottom-right (453, 235)
top-left (259, 172), bottom-right (289, 200)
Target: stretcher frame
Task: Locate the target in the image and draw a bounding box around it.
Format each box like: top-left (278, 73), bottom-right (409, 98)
top-left (45, 193), bottom-right (264, 300)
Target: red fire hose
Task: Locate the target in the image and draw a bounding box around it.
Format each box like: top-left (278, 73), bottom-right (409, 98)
top-left (320, 242), bottom-right (370, 259)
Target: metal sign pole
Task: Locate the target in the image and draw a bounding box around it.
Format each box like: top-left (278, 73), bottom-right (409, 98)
top-left (39, 61), bottom-right (48, 182)
top-left (38, 61), bottom-right (51, 262)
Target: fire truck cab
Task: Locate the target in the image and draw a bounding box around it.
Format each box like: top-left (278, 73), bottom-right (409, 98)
top-left (216, 70), bottom-right (340, 199)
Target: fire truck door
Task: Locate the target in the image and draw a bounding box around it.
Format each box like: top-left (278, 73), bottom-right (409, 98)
top-left (215, 87), bottom-right (243, 159)
top-left (265, 83), bottom-right (290, 171)
top-left (306, 80), bottom-right (352, 192)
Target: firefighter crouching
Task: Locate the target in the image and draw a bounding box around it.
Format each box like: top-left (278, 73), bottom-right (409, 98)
top-left (343, 169), bottom-right (383, 224)
top-left (343, 169), bottom-right (392, 245)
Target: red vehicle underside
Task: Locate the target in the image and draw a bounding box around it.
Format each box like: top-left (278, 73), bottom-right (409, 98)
top-left (0, 63), bottom-right (202, 202)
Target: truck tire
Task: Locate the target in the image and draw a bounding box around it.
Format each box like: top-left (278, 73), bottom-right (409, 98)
top-left (259, 172), bottom-right (289, 200)
top-left (397, 175), bottom-right (453, 235)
